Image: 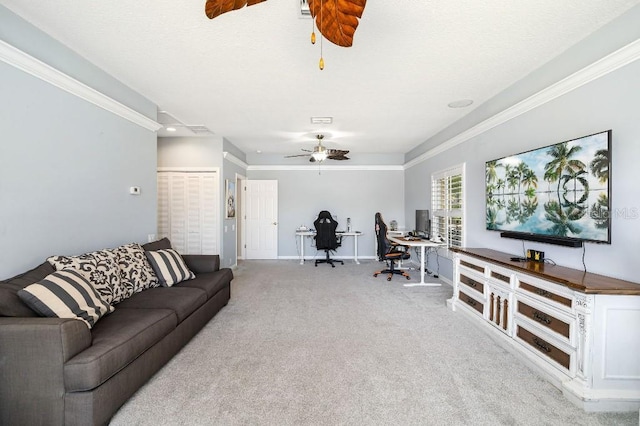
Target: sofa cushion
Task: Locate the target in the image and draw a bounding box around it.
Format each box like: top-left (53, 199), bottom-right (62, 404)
top-left (175, 269), bottom-right (233, 299)
top-left (48, 249), bottom-right (128, 305)
top-left (0, 262), bottom-right (55, 317)
top-left (142, 237), bottom-right (172, 252)
top-left (115, 287), bottom-right (207, 323)
top-left (145, 249), bottom-right (195, 287)
top-left (182, 254), bottom-right (220, 274)
top-left (0, 283), bottom-right (38, 317)
top-left (64, 307), bottom-right (177, 392)
top-left (17, 270), bottom-right (114, 329)
top-left (112, 243), bottom-right (159, 293)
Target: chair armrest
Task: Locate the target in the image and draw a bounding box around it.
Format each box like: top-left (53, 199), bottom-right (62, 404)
top-left (0, 317), bottom-right (91, 424)
top-left (182, 254), bottom-right (220, 274)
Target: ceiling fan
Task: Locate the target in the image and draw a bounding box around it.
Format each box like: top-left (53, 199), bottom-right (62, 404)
top-left (205, 1), bottom-right (367, 48)
top-left (285, 134), bottom-right (350, 162)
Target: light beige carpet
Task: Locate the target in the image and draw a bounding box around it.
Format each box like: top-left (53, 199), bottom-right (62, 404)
top-left (110, 260), bottom-right (637, 425)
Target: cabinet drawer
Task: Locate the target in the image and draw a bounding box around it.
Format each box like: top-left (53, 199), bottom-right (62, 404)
top-left (489, 269), bottom-right (511, 285)
top-left (460, 272), bottom-right (484, 295)
top-left (459, 259), bottom-right (485, 274)
top-left (517, 326), bottom-right (570, 370)
top-left (517, 301), bottom-right (570, 339)
top-left (518, 279), bottom-right (572, 310)
top-left (459, 290), bottom-right (483, 315)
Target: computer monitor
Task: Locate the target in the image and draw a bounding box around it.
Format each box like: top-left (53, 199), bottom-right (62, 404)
top-left (415, 209), bottom-right (430, 238)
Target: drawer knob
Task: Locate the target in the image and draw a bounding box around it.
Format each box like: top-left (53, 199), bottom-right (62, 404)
top-left (466, 297), bottom-right (477, 307)
top-left (533, 337), bottom-right (552, 353)
top-left (533, 311), bottom-right (552, 325)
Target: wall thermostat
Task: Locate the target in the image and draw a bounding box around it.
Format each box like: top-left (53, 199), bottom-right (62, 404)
top-left (129, 186), bottom-right (141, 195)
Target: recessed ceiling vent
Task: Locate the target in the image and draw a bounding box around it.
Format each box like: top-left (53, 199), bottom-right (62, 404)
top-left (186, 125), bottom-right (214, 135)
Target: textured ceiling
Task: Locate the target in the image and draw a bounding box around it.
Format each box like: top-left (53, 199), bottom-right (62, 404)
top-left (3, 1), bottom-right (638, 156)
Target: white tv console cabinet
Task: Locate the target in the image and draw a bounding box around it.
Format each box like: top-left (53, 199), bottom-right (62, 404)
top-left (447, 248), bottom-right (640, 412)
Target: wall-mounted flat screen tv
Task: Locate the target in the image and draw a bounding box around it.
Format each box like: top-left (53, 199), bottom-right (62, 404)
top-left (485, 130), bottom-right (611, 246)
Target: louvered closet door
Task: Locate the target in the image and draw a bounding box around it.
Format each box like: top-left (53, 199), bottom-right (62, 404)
top-left (157, 172), bottom-right (219, 255)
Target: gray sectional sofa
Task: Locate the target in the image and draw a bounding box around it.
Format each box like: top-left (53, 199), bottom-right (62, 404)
top-left (0, 238), bottom-right (232, 425)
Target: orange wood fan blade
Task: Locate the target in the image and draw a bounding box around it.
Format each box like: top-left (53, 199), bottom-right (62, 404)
top-left (205, 0), bottom-right (268, 20)
top-left (308, 0), bottom-right (367, 47)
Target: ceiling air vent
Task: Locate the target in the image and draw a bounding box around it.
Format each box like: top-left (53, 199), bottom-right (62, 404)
top-left (186, 125), bottom-right (213, 135)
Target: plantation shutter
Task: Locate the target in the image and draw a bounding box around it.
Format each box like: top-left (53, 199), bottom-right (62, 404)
top-left (157, 171), bottom-right (220, 255)
top-left (431, 164), bottom-right (465, 248)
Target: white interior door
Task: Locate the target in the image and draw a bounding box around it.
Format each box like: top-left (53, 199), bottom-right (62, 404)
top-left (245, 180), bottom-right (278, 259)
top-left (157, 171), bottom-right (219, 255)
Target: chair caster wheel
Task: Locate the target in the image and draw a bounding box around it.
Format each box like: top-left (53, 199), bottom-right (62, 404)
top-left (406, 276), bottom-right (411, 280)
top-left (387, 277), bottom-right (392, 281)
top-left (315, 264), bottom-right (318, 267)
top-left (373, 273), bottom-right (378, 277)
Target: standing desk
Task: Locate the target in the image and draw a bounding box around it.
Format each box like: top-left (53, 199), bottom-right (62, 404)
top-left (388, 236), bottom-right (446, 287)
top-left (296, 230), bottom-right (363, 265)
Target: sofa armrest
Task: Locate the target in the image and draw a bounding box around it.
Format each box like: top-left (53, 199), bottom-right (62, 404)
top-left (182, 254), bottom-right (220, 274)
top-left (0, 317), bottom-right (91, 425)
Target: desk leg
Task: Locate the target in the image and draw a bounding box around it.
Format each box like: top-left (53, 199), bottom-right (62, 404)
top-left (404, 245), bottom-right (441, 287)
top-left (354, 234), bottom-right (360, 264)
top-left (299, 234), bottom-right (305, 265)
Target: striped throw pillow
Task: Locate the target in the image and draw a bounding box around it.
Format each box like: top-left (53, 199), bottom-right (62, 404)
top-left (17, 269), bottom-right (114, 329)
top-left (145, 249), bottom-right (195, 287)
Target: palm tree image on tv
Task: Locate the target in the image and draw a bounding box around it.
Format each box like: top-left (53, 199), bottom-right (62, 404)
top-left (485, 131), bottom-right (611, 243)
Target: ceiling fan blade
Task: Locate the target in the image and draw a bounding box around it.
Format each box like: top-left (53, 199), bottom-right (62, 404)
top-left (284, 154), bottom-right (311, 158)
top-left (328, 155), bottom-right (350, 160)
top-left (205, 0), bottom-right (267, 20)
top-left (327, 149), bottom-right (349, 156)
top-left (308, 0), bottom-right (367, 47)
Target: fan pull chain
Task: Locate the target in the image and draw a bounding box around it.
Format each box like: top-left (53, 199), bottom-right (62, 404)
top-left (319, 0), bottom-right (324, 70)
top-left (311, 5), bottom-right (316, 45)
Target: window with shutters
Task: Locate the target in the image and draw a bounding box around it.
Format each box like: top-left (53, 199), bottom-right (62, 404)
top-left (157, 171), bottom-right (219, 255)
top-left (431, 164), bottom-right (465, 249)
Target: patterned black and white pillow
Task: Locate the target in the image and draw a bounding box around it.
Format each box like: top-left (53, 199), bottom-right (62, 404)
top-left (145, 249), bottom-right (195, 287)
top-left (48, 249), bottom-right (128, 304)
top-left (18, 269), bottom-right (114, 329)
top-left (112, 243), bottom-right (159, 294)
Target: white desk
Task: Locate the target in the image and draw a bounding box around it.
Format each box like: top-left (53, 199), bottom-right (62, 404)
top-left (388, 236), bottom-right (445, 287)
top-left (296, 230), bottom-right (363, 265)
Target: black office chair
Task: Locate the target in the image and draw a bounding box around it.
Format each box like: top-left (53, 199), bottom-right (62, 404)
top-left (373, 212), bottom-right (411, 281)
top-left (314, 210), bottom-right (344, 267)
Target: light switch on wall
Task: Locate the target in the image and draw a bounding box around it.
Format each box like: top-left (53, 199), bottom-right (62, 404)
top-left (224, 225), bottom-right (228, 232)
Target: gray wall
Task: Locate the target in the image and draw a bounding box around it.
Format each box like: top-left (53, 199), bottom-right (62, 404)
top-left (222, 139), bottom-right (248, 268)
top-left (247, 168), bottom-right (404, 260)
top-left (0, 7), bottom-right (158, 279)
top-left (157, 137), bottom-right (223, 169)
top-left (404, 7), bottom-right (640, 283)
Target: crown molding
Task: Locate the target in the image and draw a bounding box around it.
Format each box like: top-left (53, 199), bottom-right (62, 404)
top-left (223, 152), bottom-right (249, 169)
top-left (247, 164), bottom-right (404, 171)
top-left (0, 39), bottom-right (162, 132)
top-left (404, 38), bottom-right (640, 169)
